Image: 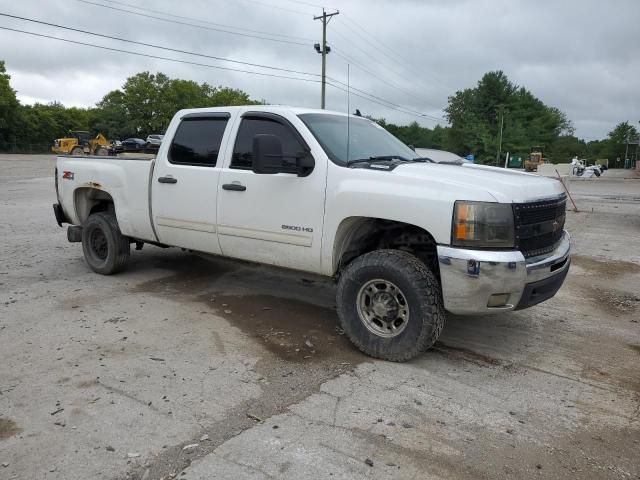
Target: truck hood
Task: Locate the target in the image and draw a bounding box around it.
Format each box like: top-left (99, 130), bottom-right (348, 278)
top-left (394, 162), bottom-right (565, 203)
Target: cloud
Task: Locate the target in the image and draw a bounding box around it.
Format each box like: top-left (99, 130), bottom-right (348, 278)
top-left (1, 0), bottom-right (638, 139)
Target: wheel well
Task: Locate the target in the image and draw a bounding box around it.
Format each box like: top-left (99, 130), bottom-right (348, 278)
top-left (334, 217), bottom-right (439, 278)
top-left (74, 187), bottom-right (115, 224)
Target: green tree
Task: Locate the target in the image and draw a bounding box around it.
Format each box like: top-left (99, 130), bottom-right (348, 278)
top-left (547, 135), bottom-right (587, 163)
top-left (369, 117), bottom-right (440, 149)
top-left (444, 71), bottom-right (572, 164)
top-left (0, 60), bottom-right (20, 146)
top-left (91, 71), bottom-right (260, 139)
top-left (90, 90), bottom-right (128, 139)
top-left (605, 121), bottom-right (638, 163)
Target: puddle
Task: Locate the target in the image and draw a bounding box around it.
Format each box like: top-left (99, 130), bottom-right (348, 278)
top-left (0, 418), bottom-right (22, 440)
top-left (130, 253), bottom-right (364, 364)
top-left (203, 293), bottom-right (361, 363)
top-left (571, 256), bottom-right (640, 277)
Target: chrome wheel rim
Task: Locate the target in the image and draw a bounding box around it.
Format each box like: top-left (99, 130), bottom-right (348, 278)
top-left (356, 279), bottom-right (409, 338)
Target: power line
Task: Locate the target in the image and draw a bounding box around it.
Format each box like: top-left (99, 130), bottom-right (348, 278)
top-left (275, 0), bottom-right (332, 9)
top-left (221, 0), bottom-right (311, 16)
top-left (75, 0), bottom-right (309, 46)
top-left (331, 49), bottom-right (444, 114)
top-left (329, 28), bottom-right (444, 106)
top-left (0, 13), bottom-right (442, 122)
top-left (0, 13), bottom-right (319, 78)
top-left (326, 81), bottom-right (442, 124)
top-left (338, 14), bottom-right (448, 89)
top-left (327, 80), bottom-right (443, 123)
top-left (103, 0), bottom-right (314, 42)
top-left (339, 15), bottom-right (426, 80)
top-left (334, 18), bottom-right (414, 77)
top-left (76, 1), bottom-right (444, 115)
top-left (0, 26), bottom-right (322, 83)
top-left (0, 15), bottom-right (444, 124)
top-left (327, 79), bottom-right (441, 122)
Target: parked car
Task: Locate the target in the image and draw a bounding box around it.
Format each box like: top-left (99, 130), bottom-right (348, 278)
top-left (52, 106), bottom-right (571, 362)
top-left (146, 134), bottom-right (164, 146)
top-left (110, 139), bottom-right (124, 153)
top-left (121, 138), bottom-right (146, 151)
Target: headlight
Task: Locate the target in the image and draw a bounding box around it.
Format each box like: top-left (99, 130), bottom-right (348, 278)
top-left (452, 201), bottom-right (514, 248)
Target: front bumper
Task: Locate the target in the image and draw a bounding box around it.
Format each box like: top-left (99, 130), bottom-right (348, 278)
top-left (437, 230), bottom-right (571, 315)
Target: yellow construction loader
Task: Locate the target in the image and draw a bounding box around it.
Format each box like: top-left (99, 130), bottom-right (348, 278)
top-left (524, 146), bottom-right (546, 172)
top-left (52, 131), bottom-right (112, 156)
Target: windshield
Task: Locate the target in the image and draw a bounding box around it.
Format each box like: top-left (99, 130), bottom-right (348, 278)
top-left (299, 113), bottom-right (418, 166)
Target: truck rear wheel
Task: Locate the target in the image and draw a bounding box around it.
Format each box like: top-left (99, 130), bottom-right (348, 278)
top-left (81, 212), bottom-right (130, 275)
top-left (336, 249), bottom-right (445, 362)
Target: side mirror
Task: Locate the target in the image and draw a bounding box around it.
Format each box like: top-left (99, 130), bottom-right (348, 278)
top-left (252, 134), bottom-right (315, 176)
top-left (252, 134), bottom-right (284, 174)
top-left (296, 153), bottom-right (315, 177)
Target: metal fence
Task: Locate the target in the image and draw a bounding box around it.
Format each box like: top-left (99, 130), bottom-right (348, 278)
top-left (0, 143), bottom-right (52, 154)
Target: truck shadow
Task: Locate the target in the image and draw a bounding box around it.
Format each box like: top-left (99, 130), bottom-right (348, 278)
top-left (127, 248), bottom-right (535, 366)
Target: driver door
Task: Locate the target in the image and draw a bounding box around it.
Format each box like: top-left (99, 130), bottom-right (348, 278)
top-left (217, 113), bottom-right (326, 273)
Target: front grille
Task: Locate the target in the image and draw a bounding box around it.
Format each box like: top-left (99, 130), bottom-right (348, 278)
top-left (513, 195), bottom-right (566, 258)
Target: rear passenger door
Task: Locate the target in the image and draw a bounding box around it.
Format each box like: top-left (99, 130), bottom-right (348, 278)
top-left (152, 112), bottom-right (231, 254)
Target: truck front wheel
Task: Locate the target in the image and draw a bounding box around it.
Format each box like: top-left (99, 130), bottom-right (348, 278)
top-left (336, 249), bottom-right (445, 362)
top-left (81, 212), bottom-right (130, 275)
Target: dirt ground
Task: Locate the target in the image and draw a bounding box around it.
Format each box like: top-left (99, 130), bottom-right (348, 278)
top-left (1, 154), bottom-right (639, 480)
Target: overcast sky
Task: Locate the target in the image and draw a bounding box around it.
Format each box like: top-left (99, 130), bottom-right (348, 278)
top-left (1, 0), bottom-right (638, 140)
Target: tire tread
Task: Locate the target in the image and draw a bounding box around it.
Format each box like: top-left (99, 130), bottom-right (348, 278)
top-left (336, 249), bottom-right (445, 362)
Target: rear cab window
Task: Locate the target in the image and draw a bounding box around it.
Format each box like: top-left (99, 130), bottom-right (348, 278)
top-left (169, 113), bottom-right (230, 167)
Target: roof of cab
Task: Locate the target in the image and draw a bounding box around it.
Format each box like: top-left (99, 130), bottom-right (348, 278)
top-left (175, 105), bottom-right (350, 117)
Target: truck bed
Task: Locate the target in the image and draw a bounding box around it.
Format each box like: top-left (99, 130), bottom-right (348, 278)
top-left (55, 155), bottom-right (157, 242)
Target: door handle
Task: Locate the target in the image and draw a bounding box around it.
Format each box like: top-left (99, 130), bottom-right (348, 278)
top-left (222, 183), bottom-right (246, 191)
top-left (158, 176), bottom-right (177, 184)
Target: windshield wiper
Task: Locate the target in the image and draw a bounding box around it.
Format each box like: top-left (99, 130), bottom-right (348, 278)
top-left (346, 155), bottom-right (411, 167)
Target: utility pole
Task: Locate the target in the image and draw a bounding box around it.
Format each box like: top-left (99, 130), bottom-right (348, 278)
top-left (496, 105), bottom-right (505, 166)
top-left (314, 8), bottom-right (339, 109)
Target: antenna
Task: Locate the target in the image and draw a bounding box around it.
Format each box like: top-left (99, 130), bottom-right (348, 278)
top-left (347, 63), bottom-right (350, 163)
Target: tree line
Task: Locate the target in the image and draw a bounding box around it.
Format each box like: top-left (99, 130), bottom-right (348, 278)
top-left (0, 62), bottom-right (259, 152)
top-left (372, 71), bottom-right (638, 166)
top-left (0, 61), bottom-right (637, 164)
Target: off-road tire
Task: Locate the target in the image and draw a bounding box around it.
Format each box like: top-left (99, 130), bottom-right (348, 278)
top-left (336, 249), bottom-right (445, 362)
top-left (95, 147), bottom-right (109, 156)
top-left (81, 212), bottom-right (130, 275)
top-left (71, 147), bottom-right (84, 156)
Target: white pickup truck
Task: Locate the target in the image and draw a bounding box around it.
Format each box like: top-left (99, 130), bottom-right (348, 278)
top-left (53, 106), bottom-right (571, 361)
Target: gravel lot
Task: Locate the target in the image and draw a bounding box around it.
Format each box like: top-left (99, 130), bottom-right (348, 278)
top-left (1, 154), bottom-right (639, 480)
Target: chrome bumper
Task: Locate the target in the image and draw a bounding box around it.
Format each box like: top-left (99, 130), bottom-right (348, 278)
top-left (437, 230), bottom-right (571, 315)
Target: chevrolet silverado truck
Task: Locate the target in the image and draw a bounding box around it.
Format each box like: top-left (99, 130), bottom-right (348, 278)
top-left (53, 106), bottom-right (571, 361)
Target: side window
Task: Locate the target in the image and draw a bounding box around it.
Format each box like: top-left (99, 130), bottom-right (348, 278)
top-left (231, 117), bottom-right (306, 170)
top-left (169, 117), bottom-right (228, 167)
